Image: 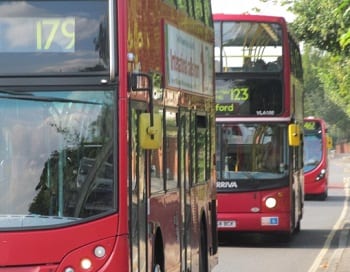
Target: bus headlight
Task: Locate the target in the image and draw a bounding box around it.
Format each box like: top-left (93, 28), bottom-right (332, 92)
top-left (316, 169), bottom-right (326, 181)
top-left (94, 246), bottom-right (106, 258)
top-left (81, 258), bottom-right (92, 270)
top-left (265, 197), bottom-right (277, 208)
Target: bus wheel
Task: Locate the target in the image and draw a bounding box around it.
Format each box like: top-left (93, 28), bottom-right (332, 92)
top-left (294, 219), bottom-right (301, 233)
top-left (153, 232), bottom-right (164, 272)
top-left (319, 189), bottom-right (328, 201)
top-left (199, 218), bottom-right (209, 272)
top-left (294, 197), bottom-right (302, 234)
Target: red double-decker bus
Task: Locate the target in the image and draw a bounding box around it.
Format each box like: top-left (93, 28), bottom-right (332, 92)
top-left (214, 14), bottom-right (304, 239)
top-left (304, 117), bottom-right (330, 200)
top-left (0, 1), bottom-right (217, 271)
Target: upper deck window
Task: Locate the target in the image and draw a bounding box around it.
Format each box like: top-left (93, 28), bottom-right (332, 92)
top-left (215, 21), bottom-right (283, 73)
top-left (167, 0), bottom-right (212, 26)
top-left (0, 0), bottom-right (109, 75)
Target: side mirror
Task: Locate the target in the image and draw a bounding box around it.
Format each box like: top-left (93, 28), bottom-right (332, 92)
top-left (288, 124), bottom-right (300, 146)
top-left (129, 73), bottom-right (151, 92)
top-left (327, 135), bottom-right (333, 149)
top-left (130, 72), bottom-right (163, 149)
top-left (139, 113), bottom-right (162, 149)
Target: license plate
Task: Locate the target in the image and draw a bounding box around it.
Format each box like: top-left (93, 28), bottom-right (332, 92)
top-left (218, 220), bottom-right (236, 228)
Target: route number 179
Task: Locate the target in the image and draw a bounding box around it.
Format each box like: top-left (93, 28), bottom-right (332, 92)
top-left (36, 18), bottom-right (75, 52)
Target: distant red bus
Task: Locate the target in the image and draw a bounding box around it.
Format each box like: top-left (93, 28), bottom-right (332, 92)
top-left (0, 1), bottom-right (218, 271)
top-left (304, 117), bottom-right (330, 200)
top-left (214, 14), bottom-right (304, 239)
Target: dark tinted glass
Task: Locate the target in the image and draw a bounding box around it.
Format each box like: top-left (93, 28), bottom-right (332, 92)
top-left (216, 78), bottom-right (283, 116)
top-left (0, 0), bottom-right (109, 74)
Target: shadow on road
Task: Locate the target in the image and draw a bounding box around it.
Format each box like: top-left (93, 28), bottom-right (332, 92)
top-left (218, 227), bottom-right (342, 249)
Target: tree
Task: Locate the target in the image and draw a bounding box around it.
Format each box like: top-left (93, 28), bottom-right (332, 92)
top-left (302, 45), bottom-right (324, 117)
top-left (261, 0), bottom-right (350, 142)
top-left (337, 0), bottom-right (350, 49)
top-left (290, 0), bottom-right (348, 55)
top-left (282, 0), bottom-right (350, 142)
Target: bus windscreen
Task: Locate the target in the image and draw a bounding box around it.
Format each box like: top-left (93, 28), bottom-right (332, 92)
top-left (0, 89), bottom-right (115, 228)
top-left (304, 120), bottom-right (323, 172)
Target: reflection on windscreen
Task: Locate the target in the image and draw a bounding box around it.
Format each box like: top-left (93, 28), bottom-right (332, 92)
top-left (0, 1), bottom-right (109, 74)
top-left (216, 123), bottom-right (287, 179)
top-left (214, 21), bottom-right (283, 73)
top-left (0, 90), bottom-right (115, 228)
top-left (304, 134), bottom-right (322, 172)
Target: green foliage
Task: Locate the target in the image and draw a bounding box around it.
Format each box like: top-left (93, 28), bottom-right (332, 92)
top-left (260, 0), bottom-right (350, 142)
top-left (302, 46), bottom-right (350, 142)
top-left (275, 0), bottom-right (350, 142)
top-left (340, 31), bottom-right (350, 48)
top-left (302, 46), bottom-right (324, 117)
top-left (290, 0), bottom-right (346, 54)
top-left (337, 0), bottom-right (350, 48)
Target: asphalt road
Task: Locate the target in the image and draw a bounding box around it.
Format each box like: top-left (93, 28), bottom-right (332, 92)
top-left (213, 154), bottom-right (350, 272)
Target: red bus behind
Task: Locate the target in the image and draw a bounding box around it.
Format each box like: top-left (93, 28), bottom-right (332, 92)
top-left (304, 117), bottom-right (329, 200)
top-left (214, 14), bottom-right (304, 240)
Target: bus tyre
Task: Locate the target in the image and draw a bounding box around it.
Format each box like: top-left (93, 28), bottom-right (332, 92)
top-left (153, 232), bottom-right (164, 272)
top-left (199, 218), bottom-right (209, 272)
top-left (294, 193), bottom-right (302, 234)
top-left (294, 219), bottom-right (301, 234)
top-left (319, 188), bottom-right (328, 201)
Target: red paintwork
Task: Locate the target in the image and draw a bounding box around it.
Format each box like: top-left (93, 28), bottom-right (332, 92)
top-left (0, 215), bottom-right (128, 270)
top-left (218, 187), bottom-right (291, 232)
top-left (1, 1), bottom-right (217, 271)
top-left (214, 13), bottom-right (304, 235)
top-left (213, 14), bottom-right (293, 119)
top-left (304, 117), bottom-right (328, 196)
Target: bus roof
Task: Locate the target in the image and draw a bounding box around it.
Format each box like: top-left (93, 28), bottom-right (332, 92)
top-left (213, 13), bottom-right (287, 24)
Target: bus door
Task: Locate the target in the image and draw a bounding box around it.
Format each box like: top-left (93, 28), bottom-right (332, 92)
top-left (179, 109), bottom-right (192, 271)
top-left (129, 103), bottom-right (148, 271)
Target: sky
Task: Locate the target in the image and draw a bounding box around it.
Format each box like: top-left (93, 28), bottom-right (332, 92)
top-left (211, 0), bottom-right (295, 22)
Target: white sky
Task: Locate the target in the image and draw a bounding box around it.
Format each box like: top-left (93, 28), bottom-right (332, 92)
top-left (211, 0), bottom-right (295, 22)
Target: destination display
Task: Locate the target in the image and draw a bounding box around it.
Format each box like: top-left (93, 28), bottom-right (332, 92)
top-left (215, 78), bottom-right (283, 116)
top-left (304, 120), bottom-right (321, 132)
top-left (0, 17), bottom-right (75, 52)
top-left (0, 0), bottom-right (109, 74)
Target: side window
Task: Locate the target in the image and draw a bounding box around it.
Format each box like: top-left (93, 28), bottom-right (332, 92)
top-left (298, 132), bottom-right (304, 170)
top-left (150, 107), bottom-right (165, 193)
top-left (187, 0), bottom-right (195, 18)
top-left (190, 112), bottom-right (196, 184)
top-left (176, 0), bottom-right (187, 13)
top-left (193, 0), bottom-right (204, 23)
top-left (289, 36), bottom-right (303, 80)
top-left (179, 110), bottom-right (191, 189)
top-left (165, 108), bottom-right (178, 190)
top-left (214, 22), bottom-right (221, 72)
top-left (167, 0), bottom-right (211, 25)
top-left (164, 0), bottom-right (176, 6)
top-left (195, 114), bottom-right (209, 183)
top-left (289, 37), bottom-right (295, 77)
top-left (203, 0), bottom-right (213, 26)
